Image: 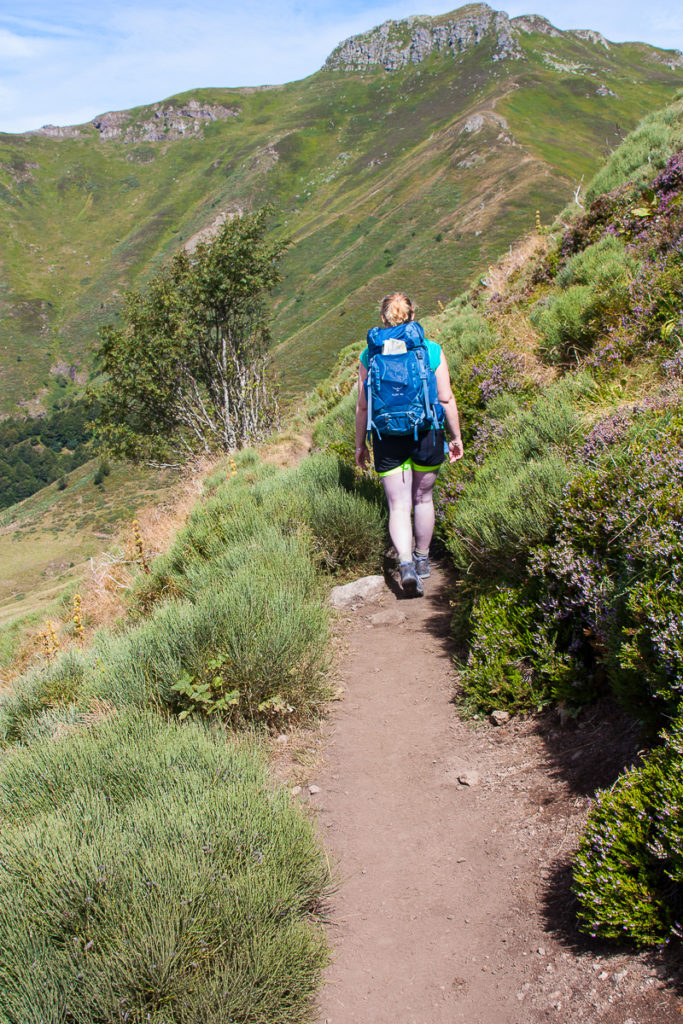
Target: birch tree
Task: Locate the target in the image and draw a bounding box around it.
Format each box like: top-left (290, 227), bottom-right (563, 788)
top-left (94, 210), bottom-right (287, 465)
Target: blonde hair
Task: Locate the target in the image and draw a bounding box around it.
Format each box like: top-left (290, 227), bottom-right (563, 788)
top-left (380, 292), bottom-right (416, 327)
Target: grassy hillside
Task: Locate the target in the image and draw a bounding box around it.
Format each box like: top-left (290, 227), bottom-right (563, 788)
top-left (1, 4), bottom-right (682, 416)
top-left (2, 88), bottom-right (683, 1014)
top-left (0, 457), bottom-right (177, 678)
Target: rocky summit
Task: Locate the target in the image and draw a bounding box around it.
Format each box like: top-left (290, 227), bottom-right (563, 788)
top-left (324, 3), bottom-right (683, 71)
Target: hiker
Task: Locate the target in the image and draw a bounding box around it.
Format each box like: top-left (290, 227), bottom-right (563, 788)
top-left (355, 291), bottom-right (463, 596)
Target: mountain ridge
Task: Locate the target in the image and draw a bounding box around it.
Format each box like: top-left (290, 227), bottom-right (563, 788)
top-left (15, 5), bottom-right (682, 139)
top-left (1, 5), bottom-right (683, 417)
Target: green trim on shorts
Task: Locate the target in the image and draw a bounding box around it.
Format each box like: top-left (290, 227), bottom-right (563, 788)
top-left (377, 459), bottom-right (441, 478)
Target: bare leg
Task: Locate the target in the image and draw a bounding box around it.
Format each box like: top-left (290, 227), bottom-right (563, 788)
top-left (412, 469), bottom-right (439, 554)
top-left (381, 467), bottom-right (414, 563)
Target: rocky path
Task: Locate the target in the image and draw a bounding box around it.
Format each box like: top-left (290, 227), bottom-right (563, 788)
top-left (308, 566), bottom-right (682, 1024)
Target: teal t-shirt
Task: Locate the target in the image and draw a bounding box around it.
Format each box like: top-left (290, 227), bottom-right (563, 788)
top-left (359, 339), bottom-right (442, 371)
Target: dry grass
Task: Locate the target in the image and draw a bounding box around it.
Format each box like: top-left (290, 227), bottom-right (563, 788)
top-left (486, 305), bottom-right (558, 390)
top-left (260, 428), bottom-right (313, 470)
top-left (67, 457), bottom-right (217, 635)
top-left (1, 457), bottom-right (218, 688)
top-left (480, 230), bottom-right (549, 299)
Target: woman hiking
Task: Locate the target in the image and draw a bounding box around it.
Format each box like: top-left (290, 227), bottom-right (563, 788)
top-left (355, 292), bottom-right (463, 596)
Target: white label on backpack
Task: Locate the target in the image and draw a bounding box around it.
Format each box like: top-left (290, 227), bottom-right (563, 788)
top-left (382, 339), bottom-right (407, 355)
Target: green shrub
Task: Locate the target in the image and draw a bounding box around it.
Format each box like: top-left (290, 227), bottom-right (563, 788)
top-left (585, 96), bottom-right (683, 202)
top-left (555, 236), bottom-right (639, 290)
top-left (0, 651), bottom-right (87, 745)
top-left (312, 389), bottom-right (357, 465)
top-left (456, 587), bottom-right (559, 715)
top-left (438, 305), bottom-right (495, 375)
top-left (532, 237), bottom-right (638, 365)
top-left (573, 716), bottom-right (683, 946)
top-left (308, 485), bottom-right (386, 574)
top-left (91, 544), bottom-right (329, 723)
top-left (306, 341), bottom-right (362, 422)
top-left (437, 389), bottom-right (577, 576)
top-left (0, 713), bottom-right (330, 1022)
top-left (442, 453), bottom-right (570, 575)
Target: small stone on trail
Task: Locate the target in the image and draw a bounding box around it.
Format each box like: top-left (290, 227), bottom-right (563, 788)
top-left (329, 575), bottom-right (385, 609)
top-left (458, 770), bottom-right (480, 787)
top-left (275, 733), bottom-right (288, 744)
top-left (369, 608), bottom-right (406, 626)
top-left (537, 947), bottom-right (546, 955)
top-left (291, 785), bottom-right (302, 796)
top-left (490, 709), bottom-right (510, 726)
top-left (308, 785), bottom-right (321, 795)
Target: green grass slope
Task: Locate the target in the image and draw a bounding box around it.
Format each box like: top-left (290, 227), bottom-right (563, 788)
top-left (1, 5), bottom-right (682, 413)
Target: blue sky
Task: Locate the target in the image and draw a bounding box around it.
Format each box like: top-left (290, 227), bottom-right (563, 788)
top-left (1, 1), bottom-right (682, 134)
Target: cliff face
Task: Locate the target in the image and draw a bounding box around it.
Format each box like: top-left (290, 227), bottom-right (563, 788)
top-left (324, 4), bottom-right (521, 71)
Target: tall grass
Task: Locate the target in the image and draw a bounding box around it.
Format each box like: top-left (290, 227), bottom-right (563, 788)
top-left (439, 389), bottom-right (578, 575)
top-left (0, 450), bottom-right (386, 743)
top-left (439, 305), bottom-right (495, 374)
top-left (585, 96), bottom-right (683, 202)
top-left (0, 713), bottom-right (330, 1024)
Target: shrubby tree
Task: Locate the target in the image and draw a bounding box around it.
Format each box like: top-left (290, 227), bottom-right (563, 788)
top-left (94, 210), bottom-right (287, 465)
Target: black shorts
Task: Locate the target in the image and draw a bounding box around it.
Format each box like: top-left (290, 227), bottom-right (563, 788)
top-left (372, 428), bottom-right (446, 476)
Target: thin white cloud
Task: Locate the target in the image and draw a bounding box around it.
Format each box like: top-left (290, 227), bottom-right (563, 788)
top-left (0, 27), bottom-right (41, 58)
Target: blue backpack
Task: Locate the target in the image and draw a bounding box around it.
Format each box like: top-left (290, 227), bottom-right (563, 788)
top-left (365, 321), bottom-right (442, 439)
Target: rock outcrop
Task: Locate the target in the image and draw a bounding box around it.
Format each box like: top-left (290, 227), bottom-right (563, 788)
top-left (92, 100), bottom-right (239, 143)
top-left (511, 14), bottom-right (561, 38)
top-left (323, 3), bottom-right (683, 73)
top-left (323, 4), bottom-right (522, 71)
top-left (31, 124), bottom-right (82, 139)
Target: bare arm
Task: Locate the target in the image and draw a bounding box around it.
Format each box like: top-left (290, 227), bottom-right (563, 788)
top-left (355, 362), bottom-right (371, 468)
top-left (434, 358), bottom-right (464, 462)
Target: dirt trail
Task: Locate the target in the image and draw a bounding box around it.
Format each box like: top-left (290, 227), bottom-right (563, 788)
top-left (309, 566), bottom-right (682, 1024)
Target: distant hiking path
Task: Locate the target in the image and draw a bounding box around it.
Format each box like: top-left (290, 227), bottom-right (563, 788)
top-left (310, 565), bottom-right (681, 1024)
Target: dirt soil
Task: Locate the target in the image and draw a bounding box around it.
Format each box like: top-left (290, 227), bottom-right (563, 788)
top-left (305, 564), bottom-right (683, 1024)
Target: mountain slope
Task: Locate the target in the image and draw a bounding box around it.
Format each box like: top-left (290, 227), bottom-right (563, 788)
top-left (0, 3), bottom-right (682, 412)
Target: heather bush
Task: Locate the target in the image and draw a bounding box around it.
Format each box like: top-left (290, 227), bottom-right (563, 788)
top-left (448, 348), bottom-right (528, 447)
top-left (573, 715), bottom-right (683, 946)
top-left (530, 408), bottom-right (683, 724)
top-left (0, 713), bottom-right (330, 1023)
top-left (456, 586), bottom-right (568, 715)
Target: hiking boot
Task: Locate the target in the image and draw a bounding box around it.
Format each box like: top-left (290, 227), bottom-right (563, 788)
top-left (398, 560), bottom-right (424, 597)
top-left (412, 551), bottom-right (431, 579)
